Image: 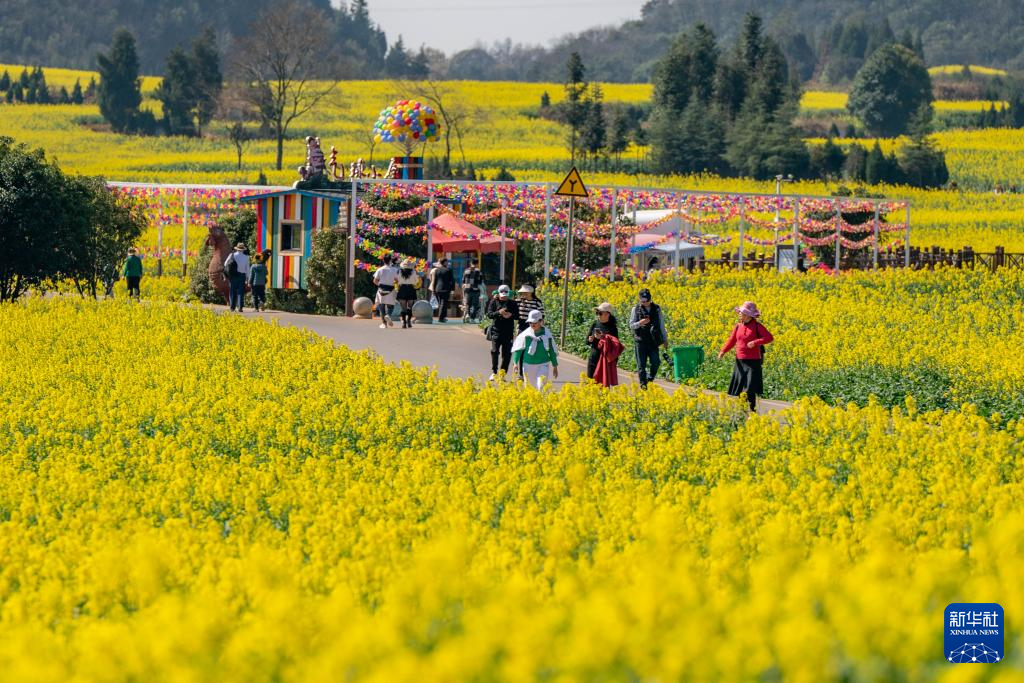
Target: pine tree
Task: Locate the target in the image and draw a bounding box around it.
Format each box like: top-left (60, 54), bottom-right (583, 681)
top-left (865, 140), bottom-right (886, 185)
top-left (564, 52), bottom-right (588, 165)
top-left (843, 143), bottom-right (868, 181)
top-left (33, 67), bottom-right (50, 104)
top-left (848, 44), bottom-right (932, 136)
top-left (580, 84), bottom-right (606, 169)
top-left (85, 77), bottom-right (97, 99)
top-left (0, 70), bottom-right (10, 92)
top-left (97, 29), bottom-right (143, 133)
top-left (156, 47), bottom-right (197, 136)
top-left (540, 91), bottom-right (551, 109)
top-left (59, 86), bottom-right (70, 104)
top-left (385, 36), bottom-right (411, 76)
top-left (18, 68), bottom-right (29, 89)
top-left (71, 79), bottom-right (84, 105)
top-left (190, 27), bottom-right (222, 137)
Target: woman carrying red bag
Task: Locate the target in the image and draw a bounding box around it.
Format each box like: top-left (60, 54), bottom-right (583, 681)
top-left (717, 301), bottom-right (773, 411)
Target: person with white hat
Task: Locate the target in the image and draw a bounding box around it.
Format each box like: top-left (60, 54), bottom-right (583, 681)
top-left (373, 255), bottom-right (400, 328)
top-left (515, 283), bottom-right (544, 334)
top-left (585, 302), bottom-right (619, 380)
top-left (395, 259), bottom-right (421, 329)
top-left (512, 309), bottom-right (559, 389)
top-left (485, 284), bottom-right (519, 380)
top-left (224, 242), bottom-right (250, 312)
top-left (717, 301), bottom-right (774, 411)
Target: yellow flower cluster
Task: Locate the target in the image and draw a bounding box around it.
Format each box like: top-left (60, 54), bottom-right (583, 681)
top-left (0, 297), bottom-right (1020, 681)
top-left (564, 266), bottom-right (1024, 418)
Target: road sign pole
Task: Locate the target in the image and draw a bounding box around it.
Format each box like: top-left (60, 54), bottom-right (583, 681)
top-left (560, 196), bottom-right (575, 347)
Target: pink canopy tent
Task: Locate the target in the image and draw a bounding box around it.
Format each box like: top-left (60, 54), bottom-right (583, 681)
top-left (430, 213), bottom-right (515, 254)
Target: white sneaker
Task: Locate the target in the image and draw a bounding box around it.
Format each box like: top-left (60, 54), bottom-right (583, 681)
top-left (379, 323), bottom-right (387, 329)
top-left (385, 315), bottom-right (393, 327)
top-left (488, 373), bottom-right (497, 381)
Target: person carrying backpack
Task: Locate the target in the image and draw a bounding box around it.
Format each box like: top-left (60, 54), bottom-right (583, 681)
top-left (224, 243), bottom-right (250, 312)
top-left (429, 258), bottom-right (455, 322)
top-left (123, 247), bottom-right (143, 300)
top-left (462, 260), bottom-right (484, 322)
top-left (717, 301), bottom-right (774, 412)
top-left (628, 288), bottom-right (668, 389)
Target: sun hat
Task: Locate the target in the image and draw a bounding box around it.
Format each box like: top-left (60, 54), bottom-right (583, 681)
top-left (400, 259), bottom-right (414, 268)
top-left (518, 284), bottom-right (534, 293)
top-left (594, 302), bottom-right (613, 314)
top-left (234, 242), bottom-right (246, 251)
top-left (527, 309), bottom-right (544, 324)
top-left (734, 301), bottom-right (761, 318)
top-left (498, 284), bottom-right (511, 295)
top-left (638, 288), bottom-right (652, 301)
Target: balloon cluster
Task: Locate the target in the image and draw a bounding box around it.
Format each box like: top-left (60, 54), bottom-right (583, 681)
top-left (372, 100), bottom-right (441, 154)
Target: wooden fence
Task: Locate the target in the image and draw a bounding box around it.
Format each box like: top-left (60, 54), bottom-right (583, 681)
top-left (687, 246), bottom-right (1024, 272)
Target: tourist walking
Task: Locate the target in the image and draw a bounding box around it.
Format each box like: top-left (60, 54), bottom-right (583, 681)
top-left (593, 327), bottom-right (624, 388)
top-left (123, 247), bottom-right (143, 300)
top-left (396, 259), bottom-right (421, 328)
top-left (485, 284), bottom-right (519, 380)
top-left (586, 302), bottom-right (620, 380)
top-left (512, 309), bottom-right (559, 390)
top-left (515, 284), bottom-right (544, 333)
top-left (717, 301), bottom-right (774, 412)
top-left (248, 253), bottom-right (268, 311)
top-left (224, 242), bottom-right (250, 312)
top-left (462, 259), bottom-right (484, 322)
top-left (628, 288), bottom-right (668, 389)
top-left (429, 258), bottom-right (455, 322)
top-left (373, 255), bottom-right (400, 329)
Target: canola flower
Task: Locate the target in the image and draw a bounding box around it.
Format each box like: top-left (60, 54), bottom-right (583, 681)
top-left (553, 266), bottom-right (1024, 419)
top-left (0, 297), bottom-right (1021, 681)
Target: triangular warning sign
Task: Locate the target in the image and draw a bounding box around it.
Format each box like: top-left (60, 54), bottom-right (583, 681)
top-left (554, 166), bottom-right (589, 198)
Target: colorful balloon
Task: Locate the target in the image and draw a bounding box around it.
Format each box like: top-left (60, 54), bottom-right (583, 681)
top-left (371, 98), bottom-right (445, 155)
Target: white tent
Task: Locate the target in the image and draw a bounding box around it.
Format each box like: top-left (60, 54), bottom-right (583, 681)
top-left (630, 209), bottom-right (706, 265)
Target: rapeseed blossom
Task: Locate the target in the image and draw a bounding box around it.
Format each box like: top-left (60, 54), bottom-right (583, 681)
top-left (0, 298), bottom-right (1020, 680)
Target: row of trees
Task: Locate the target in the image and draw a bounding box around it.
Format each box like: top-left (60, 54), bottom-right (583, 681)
top-left (0, 67), bottom-right (91, 105)
top-left (0, 137), bottom-right (146, 302)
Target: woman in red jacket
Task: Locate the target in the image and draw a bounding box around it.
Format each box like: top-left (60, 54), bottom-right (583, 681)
top-left (717, 301), bottom-right (773, 412)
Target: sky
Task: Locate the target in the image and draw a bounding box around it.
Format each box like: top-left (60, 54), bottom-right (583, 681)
top-left (347, 0), bottom-right (648, 54)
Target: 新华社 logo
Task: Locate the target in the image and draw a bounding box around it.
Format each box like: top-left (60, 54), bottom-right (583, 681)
top-left (945, 603), bottom-right (1004, 663)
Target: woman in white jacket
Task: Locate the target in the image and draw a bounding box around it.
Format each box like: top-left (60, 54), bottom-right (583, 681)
top-left (511, 309), bottom-right (559, 389)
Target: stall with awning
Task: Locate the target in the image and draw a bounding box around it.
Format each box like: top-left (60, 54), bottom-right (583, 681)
top-left (429, 213), bottom-right (515, 253)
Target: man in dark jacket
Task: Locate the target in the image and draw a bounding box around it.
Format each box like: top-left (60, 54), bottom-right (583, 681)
top-left (462, 260), bottom-right (483, 322)
top-left (628, 288), bottom-right (668, 388)
top-left (485, 284), bottom-right (520, 380)
top-left (430, 258), bottom-right (455, 322)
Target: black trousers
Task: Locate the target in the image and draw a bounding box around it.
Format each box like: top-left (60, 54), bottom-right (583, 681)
top-left (491, 338), bottom-right (512, 374)
top-left (251, 285), bottom-right (266, 309)
top-left (435, 292), bottom-right (450, 320)
top-left (126, 276), bottom-right (141, 298)
top-left (586, 349), bottom-right (600, 379)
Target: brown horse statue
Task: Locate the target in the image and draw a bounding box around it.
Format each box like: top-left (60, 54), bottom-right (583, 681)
top-left (206, 225), bottom-right (232, 304)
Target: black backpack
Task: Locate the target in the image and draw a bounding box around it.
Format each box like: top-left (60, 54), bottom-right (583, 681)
top-left (226, 254), bottom-right (239, 278)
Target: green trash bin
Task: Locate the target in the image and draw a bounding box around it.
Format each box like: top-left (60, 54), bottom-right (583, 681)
top-left (670, 345), bottom-right (705, 381)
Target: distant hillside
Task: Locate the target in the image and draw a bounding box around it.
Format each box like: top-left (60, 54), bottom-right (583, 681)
top-left (2, 0), bottom-right (1023, 83)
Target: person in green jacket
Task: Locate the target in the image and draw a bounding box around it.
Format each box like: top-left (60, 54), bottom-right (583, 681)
top-left (248, 252), bottom-right (269, 311)
top-left (123, 247), bottom-right (143, 300)
top-left (511, 309), bottom-right (559, 389)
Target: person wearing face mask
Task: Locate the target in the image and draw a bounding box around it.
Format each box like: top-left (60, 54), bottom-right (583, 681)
top-left (485, 284), bottom-right (519, 380)
top-left (512, 309), bottom-right (559, 390)
top-left (628, 288), bottom-right (668, 389)
top-left (717, 301), bottom-right (774, 412)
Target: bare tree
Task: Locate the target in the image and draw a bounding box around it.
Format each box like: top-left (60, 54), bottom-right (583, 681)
top-left (232, 1), bottom-right (341, 170)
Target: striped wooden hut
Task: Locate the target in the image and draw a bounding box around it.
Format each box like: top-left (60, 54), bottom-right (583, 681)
top-left (239, 189), bottom-right (349, 290)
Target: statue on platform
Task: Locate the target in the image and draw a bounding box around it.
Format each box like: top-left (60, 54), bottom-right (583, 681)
top-left (293, 136), bottom-right (344, 190)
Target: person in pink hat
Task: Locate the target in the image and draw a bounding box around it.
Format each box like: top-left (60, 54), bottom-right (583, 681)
top-left (717, 301), bottom-right (774, 412)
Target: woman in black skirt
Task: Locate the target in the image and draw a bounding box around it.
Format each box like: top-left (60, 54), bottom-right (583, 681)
top-left (718, 301), bottom-right (773, 411)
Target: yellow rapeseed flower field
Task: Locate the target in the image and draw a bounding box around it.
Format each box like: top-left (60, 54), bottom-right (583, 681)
top-left (0, 298), bottom-right (1021, 681)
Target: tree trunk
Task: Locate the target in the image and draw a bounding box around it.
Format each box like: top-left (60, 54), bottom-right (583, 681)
top-left (276, 125), bottom-right (285, 171)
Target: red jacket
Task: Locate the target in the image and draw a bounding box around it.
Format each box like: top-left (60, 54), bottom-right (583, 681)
top-left (720, 320), bottom-right (773, 360)
top-left (593, 334), bottom-right (624, 387)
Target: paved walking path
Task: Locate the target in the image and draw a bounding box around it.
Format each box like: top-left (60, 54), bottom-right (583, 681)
top-left (216, 306), bottom-right (791, 416)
